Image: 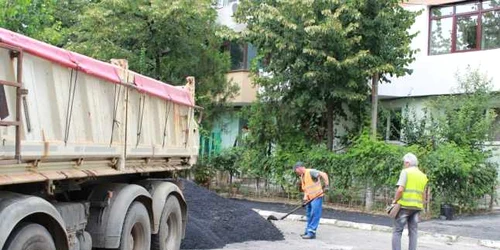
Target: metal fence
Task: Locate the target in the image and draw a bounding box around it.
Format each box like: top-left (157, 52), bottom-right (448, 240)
top-left (208, 173), bottom-right (498, 214)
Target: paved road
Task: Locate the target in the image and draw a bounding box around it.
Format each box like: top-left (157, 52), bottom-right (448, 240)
top-left (235, 199), bottom-right (500, 241)
top-left (420, 212), bottom-right (500, 241)
top-left (217, 220), bottom-right (493, 250)
top-left (233, 199), bottom-right (391, 226)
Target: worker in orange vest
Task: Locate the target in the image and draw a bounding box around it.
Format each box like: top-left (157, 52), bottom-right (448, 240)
top-left (294, 162), bottom-right (330, 239)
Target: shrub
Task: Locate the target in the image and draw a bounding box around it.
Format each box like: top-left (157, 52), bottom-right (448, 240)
top-left (421, 143), bottom-right (497, 212)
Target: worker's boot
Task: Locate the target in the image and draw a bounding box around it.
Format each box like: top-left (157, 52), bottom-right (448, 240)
top-left (301, 234), bottom-right (316, 239)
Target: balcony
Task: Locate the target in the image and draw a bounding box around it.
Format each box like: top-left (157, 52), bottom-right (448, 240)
top-left (227, 71), bottom-right (257, 105)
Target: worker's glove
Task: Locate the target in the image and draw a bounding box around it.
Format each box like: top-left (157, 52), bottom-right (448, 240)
top-left (323, 186), bottom-right (330, 193)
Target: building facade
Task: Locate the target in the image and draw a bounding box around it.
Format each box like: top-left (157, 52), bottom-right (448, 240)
top-left (206, 0), bottom-right (500, 162)
top-left (381, 0), bottom-right (500, 98)
top-left (380, 0), bottom-right (500, 169)
top-left (199, 0), bottom-right (258, 157)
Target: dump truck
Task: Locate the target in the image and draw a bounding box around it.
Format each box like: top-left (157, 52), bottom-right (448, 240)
top-left (0, 28), bottom-right (200, 250)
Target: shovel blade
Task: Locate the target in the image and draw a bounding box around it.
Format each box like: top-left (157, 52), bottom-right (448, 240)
top-left (267, 215), bottom-right (279, 221)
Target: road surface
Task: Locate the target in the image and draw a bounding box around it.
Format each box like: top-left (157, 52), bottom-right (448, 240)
top-left (234, 198), bottom-right (500, 241)
top-left (216, 220), bottom-right (493, 250)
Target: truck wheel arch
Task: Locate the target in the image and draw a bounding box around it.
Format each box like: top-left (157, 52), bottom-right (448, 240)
top-left (136, 180), bottom-right (187, 236)
top-left (86, 183), bottom-right (153, 249)
top-left (0, 191), bottom-right (69, 250)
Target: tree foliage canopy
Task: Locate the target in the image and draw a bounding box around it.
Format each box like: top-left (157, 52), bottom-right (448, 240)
top-left (1, 0), bottom-right (237, 129)
top-left (235, 0), bottom-right (373, 150)
top-left (66, 0), bottom-right (237, 128)
top-left (353, 0), bottom-right (419, 80)
top-left (234, 0), bottom-right (419, 151)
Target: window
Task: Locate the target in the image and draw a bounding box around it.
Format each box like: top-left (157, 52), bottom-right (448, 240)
top-left (383, 109), bottom-right (402, 141)
top-left (482, 10), bottom-right (500, 49)
top-left (246, 44), bottom-right (257, 69)
top-left (430, 18), bottom-right (453, 54)
top-left (456, 15), bottom-right (479, 51)
top-left (222, 41), bottom-right (258, 71)
top-left (429, 0), bottom-right (500, 55)
top-left (493, 108), bottom-right (500, 141)
top-left (389, 109), bottom-right (402, 141)
top-left (229, 42), bottom-right (246, 70)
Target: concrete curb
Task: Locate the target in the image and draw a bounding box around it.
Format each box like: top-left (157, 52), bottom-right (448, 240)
top-left (254, 209), bottom-right (500, 249)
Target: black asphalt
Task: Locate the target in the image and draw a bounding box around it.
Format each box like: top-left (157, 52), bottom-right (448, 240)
top-left (419, 212), bottom-right (500, 241)
top-left (180, 181), bottom-right (284, 250)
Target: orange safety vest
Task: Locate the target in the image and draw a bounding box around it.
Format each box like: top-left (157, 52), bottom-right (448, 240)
top-left (301, 169), bottom-right (324, 200)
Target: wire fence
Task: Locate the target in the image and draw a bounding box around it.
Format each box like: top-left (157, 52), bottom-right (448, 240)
top-left (206, 172), bottom-right (498, 215)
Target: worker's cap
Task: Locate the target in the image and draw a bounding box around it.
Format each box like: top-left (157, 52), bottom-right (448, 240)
top-left (293, 161), bottom-right (304, 171)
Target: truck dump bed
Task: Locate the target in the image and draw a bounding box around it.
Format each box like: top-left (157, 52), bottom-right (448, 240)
top-left (0, 28), bottom-right (199, 185)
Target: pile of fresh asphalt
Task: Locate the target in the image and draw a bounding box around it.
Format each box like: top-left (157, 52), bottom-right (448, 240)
top-left (180, 180), bottom-right (284, 249)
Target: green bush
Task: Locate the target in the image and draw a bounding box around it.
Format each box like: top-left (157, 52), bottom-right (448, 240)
top-left (209, 147), bottom-right (244, 184)
top-left (260, 133), bottom-right (421, 204)
top-left (192, 160), bottom-right (216, 187)
top-left (421, 143), bottom-right (497, 212)
top-left (237, 131), bottom-right (497, 214)
top-left (226, 68), bottom-right (498, 214)
top-left (400, 68), bottom-right (499, 213)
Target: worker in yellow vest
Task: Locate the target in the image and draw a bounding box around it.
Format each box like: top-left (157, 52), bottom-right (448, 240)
top-left (294, 162), bottom-right (330, 239)
top-left (391, 153), bottom-right (428, 250)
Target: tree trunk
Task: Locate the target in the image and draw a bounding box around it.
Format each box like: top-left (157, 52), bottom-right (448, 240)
top-left (256, 177), bottom-right (260, 195)
top-left (385, 112), bottom-right (391, 140)
top-left (370, 73), bottom-right (380, 139)
top-left (155, 55), bottom-right (161, 79)
top-left (366, 73), bottom-right (379, 211)
top-left (365, 182), bottom-right (374, 211)
top-left (489, 186), bottom-right (495, 211)
top-left (326, 101), bottom-right (335, 151)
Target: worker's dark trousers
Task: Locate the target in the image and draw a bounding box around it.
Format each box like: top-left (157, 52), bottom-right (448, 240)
top-left (305, 197), bottom-right (323, 236)
top-left (392, 208), bottom-right (420, 250)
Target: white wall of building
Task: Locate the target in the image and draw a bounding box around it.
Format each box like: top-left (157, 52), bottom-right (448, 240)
top-left (215, 0), bottom-right (246, 32)
top-left (379, 5), bottom-right (500, 98)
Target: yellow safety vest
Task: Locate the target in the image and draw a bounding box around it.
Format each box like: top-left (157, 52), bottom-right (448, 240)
top-left (301, 169), bottom-right (324, 200)
top-left (398, 167), bottom-right (428, 210)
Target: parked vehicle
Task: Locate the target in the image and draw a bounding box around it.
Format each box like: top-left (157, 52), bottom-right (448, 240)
top-left (0, 28), bottom-right (199, 250)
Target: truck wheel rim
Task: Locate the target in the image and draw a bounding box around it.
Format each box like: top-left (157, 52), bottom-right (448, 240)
top-left (165, 213), bottom-right (179, 247)
top-left (130, 223), bottom-right (145, 249)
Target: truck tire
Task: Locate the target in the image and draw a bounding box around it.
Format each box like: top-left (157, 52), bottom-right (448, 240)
top-left (77, 231), bottom-right (92, 250)
top-left (119, 201), bottom-right (151, 250)
top-left (3, 223), bottom-right (56, 250)
top-left (151, 196), bottom-right (182, 250)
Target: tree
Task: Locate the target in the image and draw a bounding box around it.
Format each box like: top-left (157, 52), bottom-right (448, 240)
top-left (352, 0), bottom-right (419, 140)
top-left (51, 0), bottom-right (94, 46)
top-left (404, 68), bottom-right (499, 212)
top-left (431, 68), bottom-right (498, 149)
top-left (0, 0), bottom-right (61, 43)
top-left (0, 0), bottom-right (97, 46)
top-left (350, 0), bottom-right (419, 211)
top-left (235, 0), bottom-right (370, 151)
top-left (66, 0), bottom-right (237, 128)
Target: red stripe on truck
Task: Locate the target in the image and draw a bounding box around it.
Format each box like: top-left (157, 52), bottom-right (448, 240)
top-left (0, 28), bottom-right (194, 107)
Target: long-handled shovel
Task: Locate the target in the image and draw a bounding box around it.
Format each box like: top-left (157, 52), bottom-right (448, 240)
top-left (267, 192), bottom-right (324, 221)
